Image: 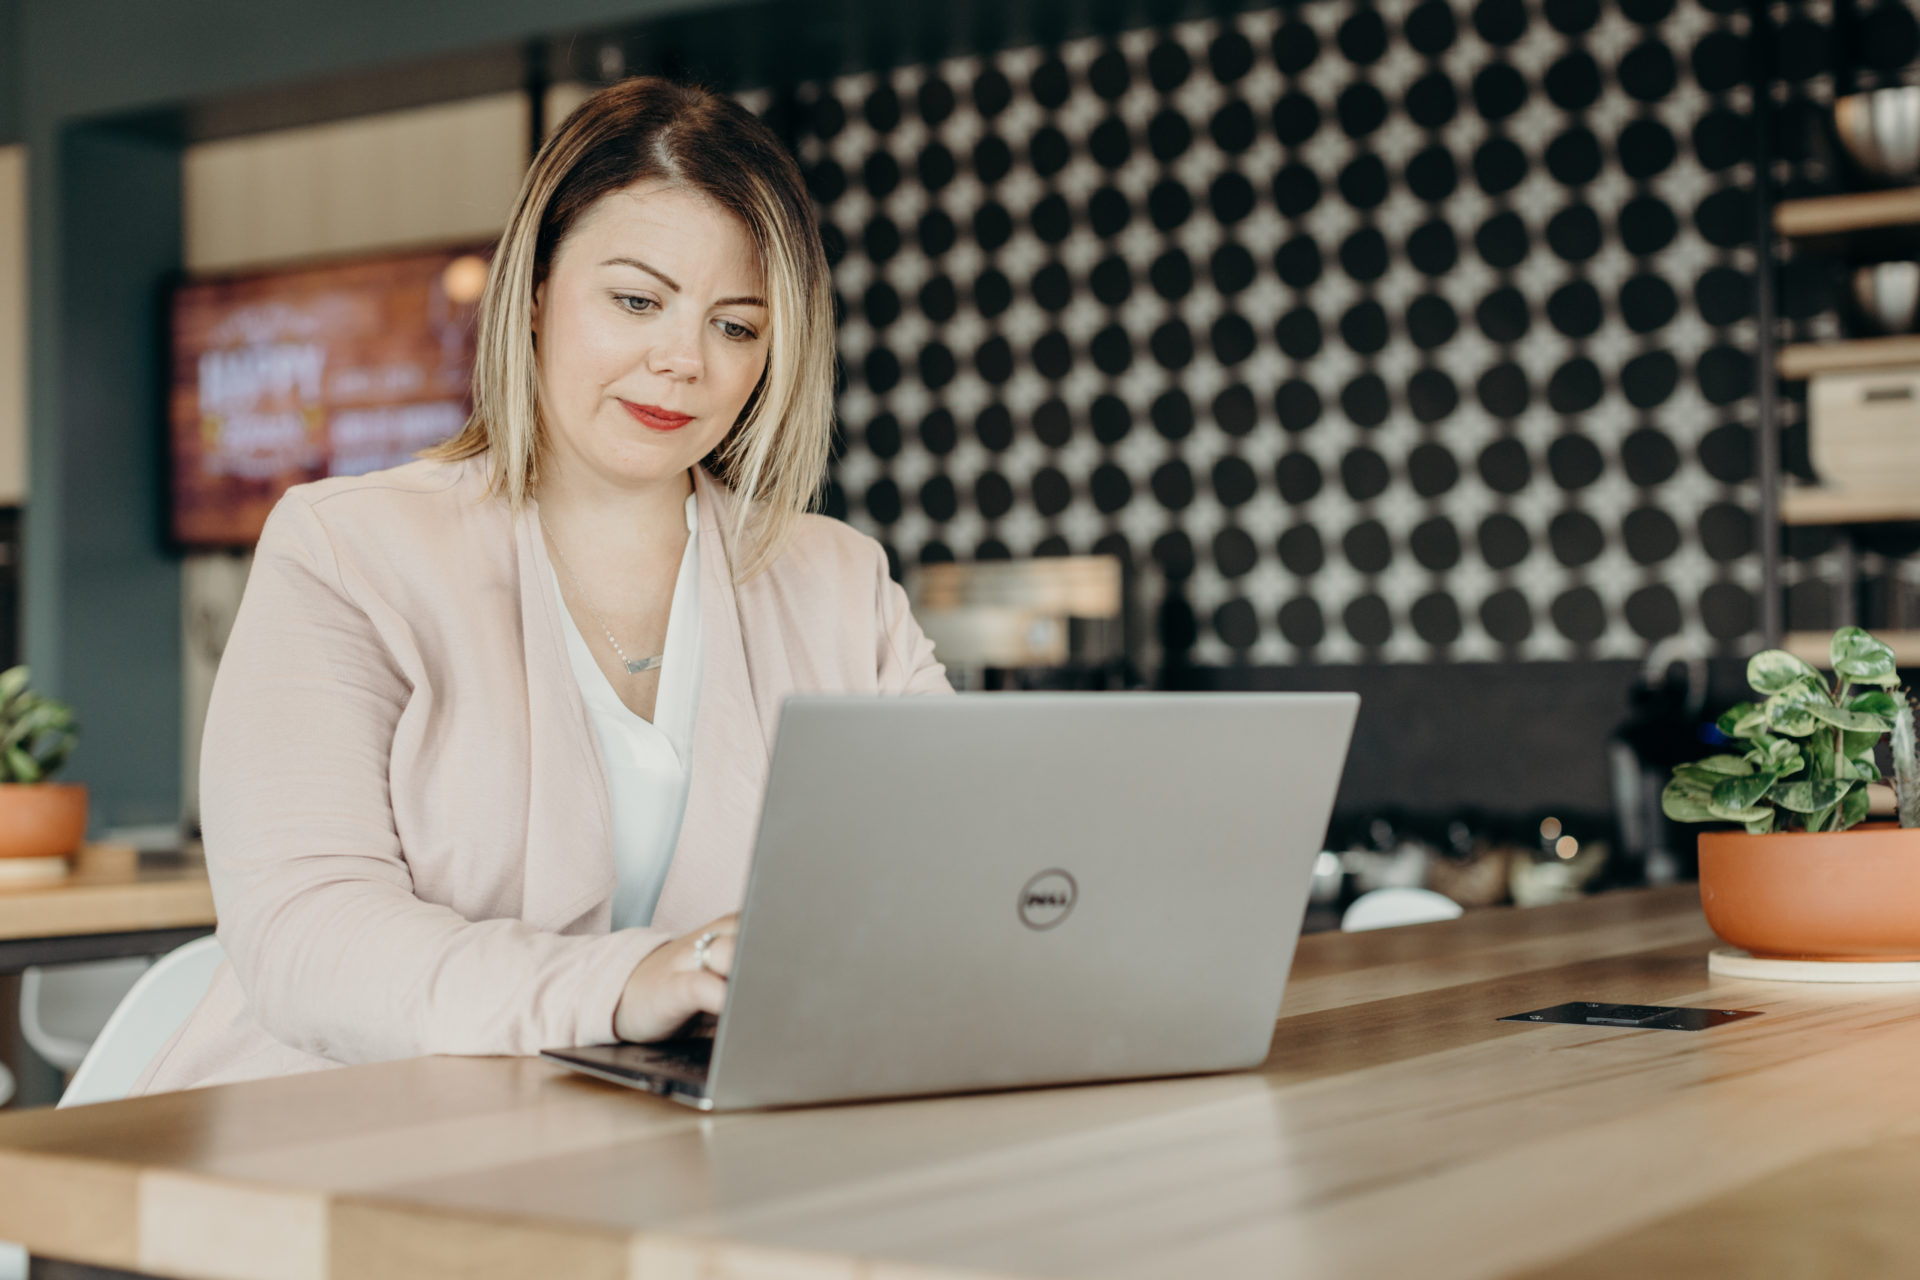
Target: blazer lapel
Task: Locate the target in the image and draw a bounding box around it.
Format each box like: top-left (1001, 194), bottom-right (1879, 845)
top-left (649, 469), bottom-right (779, 934)
top-left (514, 498), bottom-right (619, 931)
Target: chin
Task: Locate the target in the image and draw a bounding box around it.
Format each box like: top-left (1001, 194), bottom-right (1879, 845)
top-left (598, 435), bottom-right (718, 488)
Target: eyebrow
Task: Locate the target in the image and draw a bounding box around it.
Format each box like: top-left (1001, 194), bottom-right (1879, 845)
top-left (600, 256), bottom-right (767, 308)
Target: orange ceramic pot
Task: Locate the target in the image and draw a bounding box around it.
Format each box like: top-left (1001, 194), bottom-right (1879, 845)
top-left (1699, 823), bottom-right (1920, 961)
top-left (0, 783), bottom-right (88, 860)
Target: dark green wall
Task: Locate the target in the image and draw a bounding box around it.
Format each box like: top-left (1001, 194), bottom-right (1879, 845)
top-left (0, 0), bottom-right (21, 143)
top-left (35, 125), bottom-right (182, 827)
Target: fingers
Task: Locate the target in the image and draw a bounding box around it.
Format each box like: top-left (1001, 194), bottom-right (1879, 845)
top-left (686, 930), bottom-right (737, 979)
top-left (677, 968), bottom-right (729, 1017)
top-left (614, 966), bottom-right (728, 1042)
top-left (612, 919), bottom-right (743, 1043)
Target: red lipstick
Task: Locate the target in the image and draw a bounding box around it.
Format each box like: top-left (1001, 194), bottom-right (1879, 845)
top-left (621, 401), bottom-right (693, 432)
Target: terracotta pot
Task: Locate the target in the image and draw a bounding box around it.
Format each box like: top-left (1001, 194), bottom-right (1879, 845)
top-left (1699, 823), bottom-right (1920, 961)
top-left (0, 783), bottom-right (89, 860)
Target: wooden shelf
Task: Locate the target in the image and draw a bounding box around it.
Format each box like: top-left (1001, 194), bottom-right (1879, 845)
top-left (1780, 336), bottom-right (1920, 378)
top-left (1776, 188), bottom-right (1920, 239)
top-left (1786, 630), bottom-right (1920, 667)
top-left (1781, 487), bottom-right (1920, 525)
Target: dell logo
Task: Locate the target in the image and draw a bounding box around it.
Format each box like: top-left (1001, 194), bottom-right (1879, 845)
top-left (1018, 869), bottom-right (1078, 930)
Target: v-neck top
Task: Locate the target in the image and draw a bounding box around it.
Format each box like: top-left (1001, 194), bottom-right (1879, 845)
top-left (548, 491), bottom-right (703, 930)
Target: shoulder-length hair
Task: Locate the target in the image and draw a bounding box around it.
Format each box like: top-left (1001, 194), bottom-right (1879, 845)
top-left (425, 77), bottom-right (835, 580)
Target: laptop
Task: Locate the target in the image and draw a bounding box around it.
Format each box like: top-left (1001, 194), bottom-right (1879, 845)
top-left (542, 692), bottom-right (1358, 1110)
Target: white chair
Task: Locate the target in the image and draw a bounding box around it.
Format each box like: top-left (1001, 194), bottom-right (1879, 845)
top-left (59, 936), bottom-right (223, 1108)
top-left (1341, 887), bottom-right (1465, 933)
top-left (0, 939), bottom-right (222, 1280)
top-left (20, 957), bottom-right (153, 1072)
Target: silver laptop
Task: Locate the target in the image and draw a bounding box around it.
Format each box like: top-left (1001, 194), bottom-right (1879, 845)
top-left (543, 692), bottom-right (1358, 1110)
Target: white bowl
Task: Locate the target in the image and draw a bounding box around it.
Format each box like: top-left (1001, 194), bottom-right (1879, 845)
top-left (1853, 262), bottom-right (1920, 332)
top-left (1835, 88), bottom-right (1920, 181)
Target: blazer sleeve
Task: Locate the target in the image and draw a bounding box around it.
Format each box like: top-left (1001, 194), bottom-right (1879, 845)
top-left (200, 494), bottom-right (667, 1065)
top-left (871, 540), bottom-right (952, 695)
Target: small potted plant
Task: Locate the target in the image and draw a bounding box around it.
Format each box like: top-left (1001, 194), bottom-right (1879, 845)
top-left (0, 666), bottom-right (85, 863)
top-left (1662, 626), bottom-right (1920, 961)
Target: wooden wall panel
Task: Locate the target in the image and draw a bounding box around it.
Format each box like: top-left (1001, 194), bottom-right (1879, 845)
top-left (183, 94), bottom-right (528, 273)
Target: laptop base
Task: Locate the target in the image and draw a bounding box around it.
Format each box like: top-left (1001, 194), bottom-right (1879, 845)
top-left (541, 1039), bottom-right (714, 1110)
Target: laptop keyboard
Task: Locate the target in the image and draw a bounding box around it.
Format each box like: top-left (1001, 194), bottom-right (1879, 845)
top-left (641, 1036), bottom-right (713, 1072)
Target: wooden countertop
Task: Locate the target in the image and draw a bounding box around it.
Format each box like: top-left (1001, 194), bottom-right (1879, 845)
top-left (0, 844), bottom-right (214, 942)
top-left (0, 885), bottom-right (1909, 1279)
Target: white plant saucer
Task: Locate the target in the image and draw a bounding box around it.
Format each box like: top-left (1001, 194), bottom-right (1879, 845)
top-left (0, 855), bottom-right (71, 884)
top-left (1710, 947), bottom-right (1920, 983)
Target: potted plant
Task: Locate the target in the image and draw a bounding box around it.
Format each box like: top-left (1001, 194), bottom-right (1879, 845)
top-left (1662, 626), bottom-right (1920, 961)
top-left (0, 666), bottom-right (85, 863)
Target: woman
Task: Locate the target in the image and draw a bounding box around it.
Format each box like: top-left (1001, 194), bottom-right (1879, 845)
top-left (137, 78), bottom-right (948, 1094)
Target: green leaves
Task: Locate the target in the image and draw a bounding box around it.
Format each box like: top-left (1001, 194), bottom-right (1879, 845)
top-left (1667, 627), bottom-right (1910, 833)
top-left (1747, 737), bottom-right (1804, 775)
top-left (1803, 701), bottom-right (1894, 733)
top-left (1749, 650), bottom-right (1822, 693)
top-left (1849, 690), bottom-right (1903, 720)
top-left (0, 667), bottom-right (78, 785)
top-left (1763, 695), bottom-right (1820, 737)
top-left (1772, 778), bottom-right (1854, 813)
top-left (1841, 777), bottom-right (1873, 830)
top-left (1661, 779), bottom-right (1716, 823)
top-left (1710, 772), bottom-right (1778, 812)
top-left (1834, 627), bottom-right (1901, 686)
top-left (5, 747), bottom-right (41, 783)
top-left (1686, 754), bottom-right (1753, 778)
top-left (1748, 650), bottom-right (1822, 695)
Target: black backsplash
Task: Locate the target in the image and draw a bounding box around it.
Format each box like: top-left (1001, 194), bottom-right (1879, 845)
top-left (793, 0), bottom-right (1772, 669)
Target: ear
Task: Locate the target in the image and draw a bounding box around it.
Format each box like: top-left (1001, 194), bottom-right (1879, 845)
top-left (530, 279), bottom-right (546, 343)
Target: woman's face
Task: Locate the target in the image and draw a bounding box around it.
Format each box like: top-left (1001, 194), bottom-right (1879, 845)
top-left (533, 180), bottom-right (769, 493)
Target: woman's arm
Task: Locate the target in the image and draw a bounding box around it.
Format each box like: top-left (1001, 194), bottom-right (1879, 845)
top-left (202, 494), bottom-right (665, 1064)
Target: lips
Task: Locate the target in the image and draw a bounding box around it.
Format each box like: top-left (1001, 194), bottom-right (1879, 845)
top-left (621, 401), bottom-right (693, 432)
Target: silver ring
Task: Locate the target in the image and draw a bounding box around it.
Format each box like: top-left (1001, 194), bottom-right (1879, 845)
top-left (692, 930), bottom-right (722, 975)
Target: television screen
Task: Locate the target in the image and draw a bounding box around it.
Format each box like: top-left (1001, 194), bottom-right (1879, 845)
top-left (167, 244), bottom-right (491, 547)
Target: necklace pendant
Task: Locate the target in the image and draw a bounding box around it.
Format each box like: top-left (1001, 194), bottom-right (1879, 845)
top-left (624, 655), bottom-right (664, 675)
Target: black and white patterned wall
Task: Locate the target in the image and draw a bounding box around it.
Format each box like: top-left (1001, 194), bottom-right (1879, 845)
top-left (788, 0), bottom-right (1765, 666)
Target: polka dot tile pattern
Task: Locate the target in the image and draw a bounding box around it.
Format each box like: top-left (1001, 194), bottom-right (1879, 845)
top-left (796, 0), bottom-right (1761, 664)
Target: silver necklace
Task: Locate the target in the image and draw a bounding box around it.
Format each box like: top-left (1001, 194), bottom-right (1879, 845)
top-left (539, 514), bottom-right (664, 675)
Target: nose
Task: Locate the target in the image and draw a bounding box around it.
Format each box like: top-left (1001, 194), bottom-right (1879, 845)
top-left (646, 323), bottom-right (702, 382)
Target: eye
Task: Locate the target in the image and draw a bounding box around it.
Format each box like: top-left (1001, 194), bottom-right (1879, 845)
top-left (613, 293), bottom-right (658, 314)
top-left (716, 318), bottom-right (759, 341)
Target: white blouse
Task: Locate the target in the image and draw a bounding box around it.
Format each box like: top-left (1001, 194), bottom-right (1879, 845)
top-left (548, 492), bottom-right (704, 930)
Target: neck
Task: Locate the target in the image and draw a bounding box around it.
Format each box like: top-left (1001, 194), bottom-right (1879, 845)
top-left (536, 463), bottom-right (694, 550)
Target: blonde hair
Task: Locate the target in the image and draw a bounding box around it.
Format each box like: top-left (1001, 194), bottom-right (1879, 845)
top-left (425, 78), bottom-right (836, 579)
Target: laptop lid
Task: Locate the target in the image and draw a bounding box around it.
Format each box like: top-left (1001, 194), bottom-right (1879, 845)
top-left (699, 692), bottom-right (1357, 1110)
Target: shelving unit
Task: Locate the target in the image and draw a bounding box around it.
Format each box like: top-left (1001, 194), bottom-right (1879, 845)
top-left (1786, 629), bottom-right (1920, 667)
top-left (1779, 335), bottom-right (1920, 378)
top-left (1780, 488), bottom-right (1920, 526)
top-left (1775, 187), bottom-right (1920, 242)
top-left (1764, 52), bottom-right (1920, 651)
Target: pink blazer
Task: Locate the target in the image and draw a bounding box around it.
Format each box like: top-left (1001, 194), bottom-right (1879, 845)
top-left (138, 458), bottom-right (948, 1094)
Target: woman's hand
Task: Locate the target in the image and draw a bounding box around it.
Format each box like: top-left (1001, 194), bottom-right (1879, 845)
top-left (612, 913), bottom-right (739, 1043)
